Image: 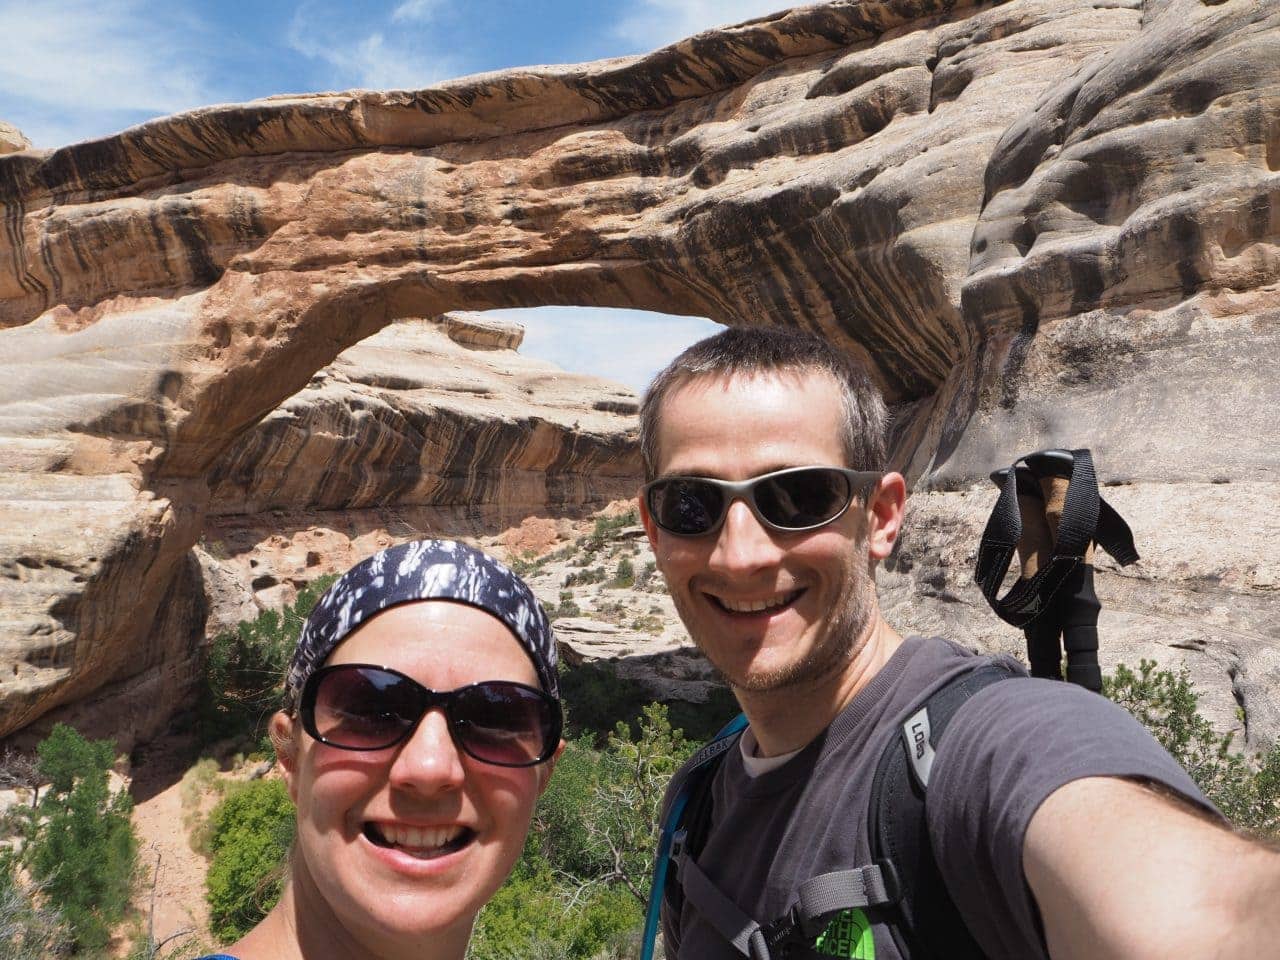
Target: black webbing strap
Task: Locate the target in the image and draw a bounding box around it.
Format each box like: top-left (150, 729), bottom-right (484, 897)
top-left (673, 841), bottom-right (898, 960)
top-left (974, 448), bottom-right (1137, 628)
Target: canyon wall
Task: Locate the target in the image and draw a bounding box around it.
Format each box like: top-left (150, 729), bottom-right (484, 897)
top-left (1, 0), bottom-right (1277, 745)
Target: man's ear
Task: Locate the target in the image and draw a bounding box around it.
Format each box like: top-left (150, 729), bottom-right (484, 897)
top-left (638, 491), bottom-right (661, 552)
top-left (269, 710), bottom-right (301, 803)
top-left (866, 471), bottom-right (907, 562)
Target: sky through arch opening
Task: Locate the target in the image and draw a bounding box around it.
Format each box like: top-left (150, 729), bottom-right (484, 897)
top-left (483, 306), bottom-right (722, 395)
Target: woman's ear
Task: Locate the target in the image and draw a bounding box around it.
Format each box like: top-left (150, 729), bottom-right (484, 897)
top-left (270, 711), bottom-right (300, 801)
top-left (536, 739), bottom-right (566, 797)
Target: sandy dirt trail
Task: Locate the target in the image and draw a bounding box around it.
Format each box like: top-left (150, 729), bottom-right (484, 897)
top-left (129, 737), bottom-right (213, 954)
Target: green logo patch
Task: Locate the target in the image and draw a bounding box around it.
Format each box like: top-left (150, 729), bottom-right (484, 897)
top-left (812, 907), bottom-right (875, 958)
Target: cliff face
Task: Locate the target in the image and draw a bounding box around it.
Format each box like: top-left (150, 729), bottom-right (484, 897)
top-left (206, 314), bottom-right (638, 519)
top-left (1, 0), bottom-right (1277, 745)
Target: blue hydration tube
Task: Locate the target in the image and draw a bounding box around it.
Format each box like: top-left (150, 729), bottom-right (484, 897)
top-left (639, 712), bottom-right (749, 960)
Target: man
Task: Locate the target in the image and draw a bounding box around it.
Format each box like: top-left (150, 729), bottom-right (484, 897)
top-left (638, 327), bottom-right (1280, 960)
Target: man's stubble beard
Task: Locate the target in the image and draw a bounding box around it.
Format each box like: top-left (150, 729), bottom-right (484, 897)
top-left (677, 562), bottom-right (878, 695)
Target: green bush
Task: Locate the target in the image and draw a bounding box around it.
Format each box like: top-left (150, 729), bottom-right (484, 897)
top-left (24, 724), bottom-right (136, 955)
top-left (610, 558), bottom-right (635, 589)
top-left (468, 862), bottom-right (638, 960)
top-left (0, 856), bottom-right (71, 959)
top-left (470, 703), bottom-right (691, 959)
top-left (565, 566), bottom-right (607, 588)
top-left (1106, 660), bottom-right (1280, 836)
top-left (199, 574), bottom-right (337, 749)
top-left (205, 778), bottom-right (295, 942)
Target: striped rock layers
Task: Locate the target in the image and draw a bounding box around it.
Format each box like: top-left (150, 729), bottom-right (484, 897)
top-left (1, 0), bottom-right (1277, 744)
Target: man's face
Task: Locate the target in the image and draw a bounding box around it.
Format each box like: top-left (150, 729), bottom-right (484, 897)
top-left (640, 369), bottom-right (877, 693)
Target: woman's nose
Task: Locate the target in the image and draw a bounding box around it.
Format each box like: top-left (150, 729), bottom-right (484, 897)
top-left (387, 709), bottom-right (467, 794)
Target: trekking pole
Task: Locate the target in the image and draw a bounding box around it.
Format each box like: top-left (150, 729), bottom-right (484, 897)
top-left (989, 464), bottom-right (1061, 680)
top-left (1025, 451), bottom-right (1107, 691)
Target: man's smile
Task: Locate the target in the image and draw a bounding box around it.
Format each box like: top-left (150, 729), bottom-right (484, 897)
top-left (705, 588), bottom-right (805, 615)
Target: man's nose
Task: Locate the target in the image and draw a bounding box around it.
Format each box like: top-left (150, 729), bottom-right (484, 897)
top-left (387, 709), bottom-right (467, 795)
top-left (708, 497), bottom-right (784, 575)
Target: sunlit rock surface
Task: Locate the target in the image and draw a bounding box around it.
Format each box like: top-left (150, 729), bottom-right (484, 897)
top-left (0, 121), bottom-right (29, 155)
top-left (1, 0), bottom-right (1276, 746)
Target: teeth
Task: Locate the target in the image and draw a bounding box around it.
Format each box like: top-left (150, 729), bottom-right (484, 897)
top-left (718, 592), bottom-right (796, 614)
top-left (377, 823), bottom-right (464, 850)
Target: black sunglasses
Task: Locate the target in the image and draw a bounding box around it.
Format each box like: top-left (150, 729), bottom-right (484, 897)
top-left (644, 465), bottom-right (881, 537)
top-left (300, 664), bottom-right (562, 767)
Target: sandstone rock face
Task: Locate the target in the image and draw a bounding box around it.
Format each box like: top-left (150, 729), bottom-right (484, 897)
top-left (206, 313), bottom-right (637, 519)
top-left (195, 313), bottom-right (639, 640)
top-left (1, 0), bottom-right (1277, 746)
top-left (0, 121), bottom-right (29, 155)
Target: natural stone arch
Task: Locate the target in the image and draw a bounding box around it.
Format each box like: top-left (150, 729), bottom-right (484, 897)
top-left (1, 0), bottom-right (1277, 745)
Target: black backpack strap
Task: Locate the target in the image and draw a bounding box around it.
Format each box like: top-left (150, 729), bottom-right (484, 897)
top-left (868, 661), bottom-right (1024, 960)
top-left (975, 449), bottom-right (1137, 628)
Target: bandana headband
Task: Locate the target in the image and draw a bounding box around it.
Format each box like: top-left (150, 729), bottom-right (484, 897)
top-left (282, 539), bottom-right (559, 712)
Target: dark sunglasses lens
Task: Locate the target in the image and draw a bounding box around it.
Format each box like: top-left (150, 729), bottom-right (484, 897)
top-left (649, 479), bottom-right (724, 535)
top-left (754, 469), bottom-right (850, 529)
top-left (451, 682), bottom-right (558, 766)
top-left (311, 666), bottom-right (420, 749)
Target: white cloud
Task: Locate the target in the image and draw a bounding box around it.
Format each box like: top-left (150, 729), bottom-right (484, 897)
top-left (612, 0), bottom-right (793, 52)
top-left (0, 0), bottom-right (219, 147)
top-left (287, 3), bottom-right (459, 91)
top-left (391, 0), bottom-right (443, 23)
top-left (486, 306), bottom-right (723, 394)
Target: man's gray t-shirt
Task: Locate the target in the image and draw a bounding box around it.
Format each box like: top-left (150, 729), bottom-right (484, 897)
top-left (660, 636), bottom-right (1211, 959)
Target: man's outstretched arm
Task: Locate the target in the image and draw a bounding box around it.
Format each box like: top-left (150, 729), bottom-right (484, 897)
top-left (1025, 776), bottom-right (1280, 960)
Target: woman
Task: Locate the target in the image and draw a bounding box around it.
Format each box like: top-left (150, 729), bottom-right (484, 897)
top-left (198, 539), bottom-right (564, 960)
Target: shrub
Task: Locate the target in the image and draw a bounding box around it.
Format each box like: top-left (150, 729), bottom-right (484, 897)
top-left (199, 574), bottom-right (337, 749)
top-left (24, 724), bottom-right (136, 955)
top-left (1105, 660), bottom-right (1280, 836)
top-left (549, 598), bottom-right (582, 620)
top-left (581, 510), bottom-right (638, 554)
top-left (0, 857), bottom-right (71, 960)
top-left (205, 779), bottom-right (295, 942)
top-left (610, 558), bottom-right (635, 589)
top-left (468, 863), bottom-right (638, 960)
top-left (630, 615), bottom-right (664, 635)
top-left (633, 560), bottom-right (665, 594)
top-left (564, 566), bottom-right (607, 588)
top-left (470, 703), bottom-right (691, 959)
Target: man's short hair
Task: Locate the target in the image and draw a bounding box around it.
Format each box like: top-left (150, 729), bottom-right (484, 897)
top-left (639, 326), bottom-right (888, 480)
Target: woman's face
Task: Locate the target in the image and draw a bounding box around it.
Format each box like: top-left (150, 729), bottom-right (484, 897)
top-left (277, 601), bottom-right (559, 955)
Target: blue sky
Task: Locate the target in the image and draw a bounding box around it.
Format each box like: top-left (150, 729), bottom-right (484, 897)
top-left (0, 0), bottom-right (793, 390)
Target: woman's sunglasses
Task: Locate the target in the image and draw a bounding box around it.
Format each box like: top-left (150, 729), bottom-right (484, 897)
top-left (299, 664), bottom-right (562, 767)
top-left (643, 465), bottom-right (881, 537)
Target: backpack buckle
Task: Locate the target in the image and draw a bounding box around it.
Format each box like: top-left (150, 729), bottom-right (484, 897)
top-left (762, 905), bottom-right (804, 950)
top-left (669, 828), bottom-right (689, 864)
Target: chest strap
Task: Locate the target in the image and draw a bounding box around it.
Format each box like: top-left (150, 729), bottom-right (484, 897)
top-left (672, 834), bottom-right (898, 960)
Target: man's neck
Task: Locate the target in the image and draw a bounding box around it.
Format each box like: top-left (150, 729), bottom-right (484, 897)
top-left (735, 616), bottom-right (904, 757)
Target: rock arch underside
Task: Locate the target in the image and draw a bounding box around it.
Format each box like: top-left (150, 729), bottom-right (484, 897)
top-left (1, 0), bottom-right (1278, 748)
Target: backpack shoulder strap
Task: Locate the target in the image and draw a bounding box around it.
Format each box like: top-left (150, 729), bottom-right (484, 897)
top-left (640, 713), bottom-right (748, 960)
top-left (868, 660), bottom-right (1023, 960)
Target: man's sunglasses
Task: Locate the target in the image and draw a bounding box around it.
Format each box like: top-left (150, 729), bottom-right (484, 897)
top-left (644, 465), bottom-right (881, 537)
top-left (299, 664), bottom-right (562, 767)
